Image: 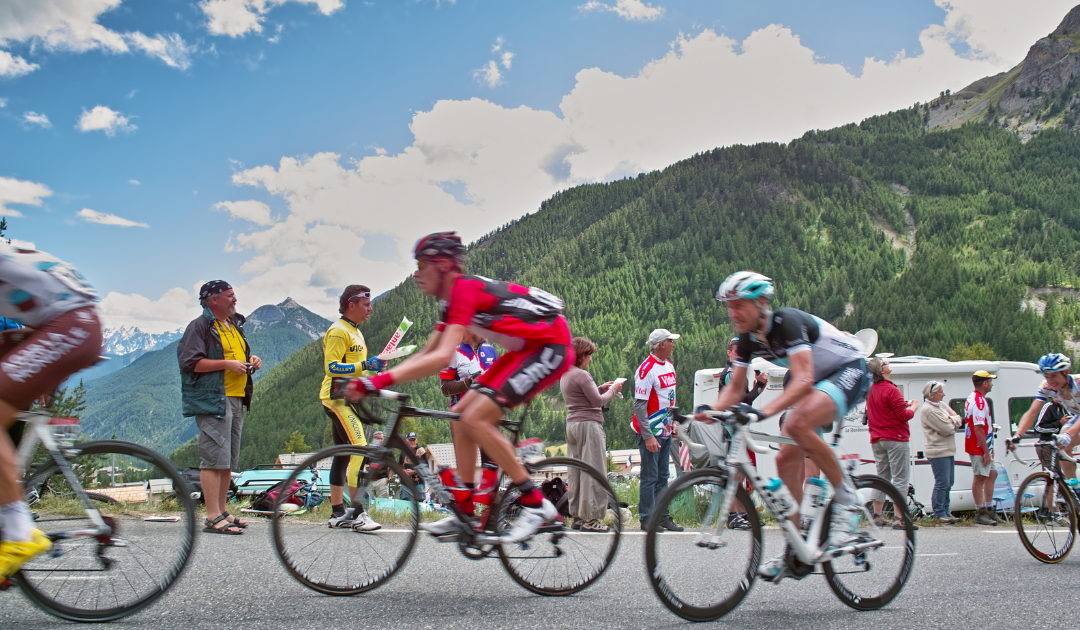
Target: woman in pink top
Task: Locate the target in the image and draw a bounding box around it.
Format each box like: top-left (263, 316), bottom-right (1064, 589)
top-left (866, 358), bottom-right (920, 529)
top-left (560, 337), bottom-right (623, 532)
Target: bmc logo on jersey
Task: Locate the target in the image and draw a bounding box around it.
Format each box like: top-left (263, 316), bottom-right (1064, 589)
top-left (658, 373), bottom-right (677, 388)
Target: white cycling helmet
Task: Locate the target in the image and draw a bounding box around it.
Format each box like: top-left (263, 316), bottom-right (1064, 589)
top-left (716, 271), bottom-right (774, 304)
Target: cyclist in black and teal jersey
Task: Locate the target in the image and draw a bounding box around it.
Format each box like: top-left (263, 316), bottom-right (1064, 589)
top-left (698, 271), bottom-right (870, 581)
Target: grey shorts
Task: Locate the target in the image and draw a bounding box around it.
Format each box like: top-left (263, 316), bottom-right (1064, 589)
top-left (969, 452), bottom-right (993, 477)
top-left (196, 396), bottom-right (244, 470)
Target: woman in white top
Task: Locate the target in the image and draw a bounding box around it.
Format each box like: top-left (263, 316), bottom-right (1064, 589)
top-left (920, 381), bottom-right (963, 523)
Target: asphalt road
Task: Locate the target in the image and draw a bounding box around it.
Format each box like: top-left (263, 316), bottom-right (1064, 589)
top-left (2, 523), bottom-right (1078, 629)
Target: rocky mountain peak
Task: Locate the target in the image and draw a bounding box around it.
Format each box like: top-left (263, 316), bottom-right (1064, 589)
top-left (1052, 5), bottom-right (1080, 36)
top-left (244, 298), bottom-right (330, 338)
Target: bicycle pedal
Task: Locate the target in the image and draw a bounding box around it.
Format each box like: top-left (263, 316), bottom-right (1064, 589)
top-left (432, 533), bottom-right (460, 543)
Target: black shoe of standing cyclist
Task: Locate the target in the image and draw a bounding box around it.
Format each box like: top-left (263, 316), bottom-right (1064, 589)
top-left (727, 512), bottom-right (752, 531)
top-left (659, 517), bottom-right (684, 532)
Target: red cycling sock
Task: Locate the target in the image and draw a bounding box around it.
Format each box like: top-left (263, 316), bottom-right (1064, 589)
top-left (519, 487), bottom-right (543, 509)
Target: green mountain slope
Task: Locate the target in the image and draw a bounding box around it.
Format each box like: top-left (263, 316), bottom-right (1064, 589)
top-left (82, 299), bottom-right (331, 453)
top-left (229, 109), bottom-right (1080, 467)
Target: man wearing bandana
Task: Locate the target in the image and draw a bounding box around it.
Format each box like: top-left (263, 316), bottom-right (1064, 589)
top-left (178, 280), bottom-right (262, 535)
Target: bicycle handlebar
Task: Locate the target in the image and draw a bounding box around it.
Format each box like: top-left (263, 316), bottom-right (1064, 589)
top-left (1006, 437), bottom-right (1079, 465)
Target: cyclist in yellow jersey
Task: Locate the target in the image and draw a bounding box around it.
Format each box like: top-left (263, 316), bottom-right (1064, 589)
top-left (321, 285), bottom-right (384, 532)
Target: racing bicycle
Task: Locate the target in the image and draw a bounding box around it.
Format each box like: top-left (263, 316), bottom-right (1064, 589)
top-left (271, 388), bottom-right (621, 597)
top-left (1009, 438), bottom-right (1079, 563)
top-left (645, 407), bottom-right (915, 622)
top-left (3, 410), bottom-right (196, 622)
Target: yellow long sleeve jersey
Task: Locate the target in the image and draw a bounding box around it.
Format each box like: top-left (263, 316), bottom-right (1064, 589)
top-left (319, 317), bottom-right (368, 401)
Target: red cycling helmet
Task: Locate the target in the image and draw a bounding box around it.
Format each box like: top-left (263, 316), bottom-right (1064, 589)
top-left (413, 231), bottom-right (466, 262)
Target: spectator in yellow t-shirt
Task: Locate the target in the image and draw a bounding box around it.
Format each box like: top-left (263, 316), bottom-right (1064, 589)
top-left (177, 280), bottom-right (261, 535)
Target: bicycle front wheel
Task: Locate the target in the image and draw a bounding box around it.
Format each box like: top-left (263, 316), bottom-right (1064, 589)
top-left (18, 440), bottom-right (197, 622)
top-left (1014, 471), bottom-right (1077, 563)
top-left (495, 457), bottom-right (621, 596)
top-left (820, 475), bottom-right (915, 612)
top-left (644, 468), bottom-right (761, 622)
top-left (270, 446), bottom-right (419, 595)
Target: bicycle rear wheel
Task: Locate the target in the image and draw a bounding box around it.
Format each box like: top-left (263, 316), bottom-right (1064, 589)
top-left (495, 457), bottom-right (621, 596)
top-left (820, 475), bottom-right (915, 612)
top-left (17, 440), bottom-right (197, 622)
top-left (644, 468), bottom-right (761, 622)
top-left (1014, 471), bottom-right (1077, 563)
top-left (270, 446), bottom-right (419, 595)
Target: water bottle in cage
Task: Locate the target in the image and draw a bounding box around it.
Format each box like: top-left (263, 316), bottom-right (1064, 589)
top-left (473, 463), bottom-right (500, 506)
top-left (764, 477), bottom-right (797, 517)
top-left (48, 417), bottom-right (81, 447)
top-left (800, 477), bottom-right (829, 531)
top-left (516, 437), bottom-right (544, 460)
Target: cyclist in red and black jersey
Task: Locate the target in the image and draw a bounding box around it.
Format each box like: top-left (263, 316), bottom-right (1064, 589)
top-left (347, 232), bottom-right (571, 543)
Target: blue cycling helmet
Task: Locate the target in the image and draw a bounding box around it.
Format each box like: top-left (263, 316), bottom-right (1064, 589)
top-left (716, 271), bottom-right (774, 303)
top-left (1038, 353), bottom-right (1071, 374)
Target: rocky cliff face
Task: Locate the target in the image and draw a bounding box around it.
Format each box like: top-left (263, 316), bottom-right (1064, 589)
top-left (926, 4), bottom-right (1080, 139)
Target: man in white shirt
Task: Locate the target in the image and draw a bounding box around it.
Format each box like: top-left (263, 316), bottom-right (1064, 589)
top-left (633, 328), bottom-right (683, 532)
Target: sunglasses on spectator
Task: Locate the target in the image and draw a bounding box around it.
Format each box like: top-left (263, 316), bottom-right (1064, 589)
top-left (349, 292), bottom-right (371, 300)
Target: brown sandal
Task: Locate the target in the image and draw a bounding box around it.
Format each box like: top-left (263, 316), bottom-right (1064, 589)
top-left (222, 511), bottom-right (248, 528)
top-left (203, 514), bottom-right (243, 535)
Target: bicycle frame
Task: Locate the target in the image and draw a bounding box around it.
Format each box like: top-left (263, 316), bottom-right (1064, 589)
top-left (697, 416), bottom-right (883, 565)
top-left (350, 392), bottom-right (524, 544)
top-left (17, 411), bottom-right (111, 538)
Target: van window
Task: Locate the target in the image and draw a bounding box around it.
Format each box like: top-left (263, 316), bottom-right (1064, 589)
top-left (950, 397), bottom-right (994, 421)
top-left (1008, 397), bottom-right (1036, 434)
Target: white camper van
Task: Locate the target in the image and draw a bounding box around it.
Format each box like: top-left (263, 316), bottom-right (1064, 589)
top-left (692, 356), bottom-right (1047, 512)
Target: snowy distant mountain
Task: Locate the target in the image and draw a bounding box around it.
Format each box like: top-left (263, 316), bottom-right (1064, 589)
top-left (102, 326), bottom-right (184, 356)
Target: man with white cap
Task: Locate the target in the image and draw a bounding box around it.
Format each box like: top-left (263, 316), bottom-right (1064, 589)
top-left (632, 328), bottom-right (683, 532)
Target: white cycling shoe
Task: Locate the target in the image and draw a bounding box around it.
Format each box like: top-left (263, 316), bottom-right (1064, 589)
top-left (351, 512), bottom-right (382, 533)
top-left (826, 501), bottom-right (863, 549)
top-left (758, 546), bottom-right (788, 581)
top-left (420, 515), bottom-right (463, 536)
top-left (499, 499), bottom-right (559, 544)
top-left (327, 507), bottom-right (356, 529)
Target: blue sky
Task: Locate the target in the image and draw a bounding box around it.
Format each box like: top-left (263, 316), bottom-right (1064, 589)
top-left (0, 0), bottom-right (1074, 331)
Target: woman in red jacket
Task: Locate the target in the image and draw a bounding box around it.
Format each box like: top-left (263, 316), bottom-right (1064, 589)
top-left (866, 358), bottom-right (920, 529)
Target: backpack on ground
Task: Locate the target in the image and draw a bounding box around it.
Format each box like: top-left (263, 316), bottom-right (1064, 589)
top-left (249, 479), bottom-right (305, 512)
top-left (541, 477), bottom-right (569, 517)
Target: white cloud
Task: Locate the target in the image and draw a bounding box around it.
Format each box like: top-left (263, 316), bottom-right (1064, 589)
top-left (129, 179), bottom-right (140, 185)
top-left (0, 0), bottom-right (195, 73)
top-left (77, 105), bottom-right (136, 135)
top-left (200, 0), bottom-right (344, 38)
top-left (77, 208), bottom-right (149, 227)
top-left (501, 51), bottom-right (514, 69)
top-left (22, 111), bottom-right (50, 128)
top-left (0, 50), bottom-right (38, 77)
top-left (492, 36), bottom-right (504, 53)
top-left (0, 176), bottom-right (52, 217)
top-left (0, 97), bottom-right (6, 107)
top-left (214, 199), bottom-right (275, 225)
top-left (579, 0), bottom-right (665, 22)
top-left (99, 287), bottom-right (201, 334)
top-left (126, 32), bottom-right (195, 70)
top-left (474, 60), bottom-right (503, 87)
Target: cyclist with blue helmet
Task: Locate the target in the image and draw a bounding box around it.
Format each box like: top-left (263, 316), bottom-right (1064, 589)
top-left (1009, 353), bottom-right (1080, 459)
top-left (698, 271), bottom-right (869, 581)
